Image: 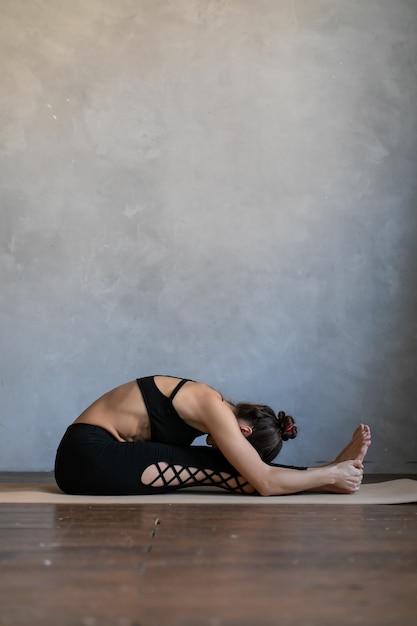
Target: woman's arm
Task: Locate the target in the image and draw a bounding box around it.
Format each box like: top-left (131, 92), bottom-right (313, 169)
top-left (197, 391), bottom-right (363, 496)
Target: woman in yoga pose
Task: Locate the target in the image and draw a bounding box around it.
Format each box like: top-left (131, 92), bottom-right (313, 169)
top-left (54, 375), bottom-right (371, 496)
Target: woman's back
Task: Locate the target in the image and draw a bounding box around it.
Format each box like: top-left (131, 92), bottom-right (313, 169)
top-left (73, 376), bottom-right (212, 443)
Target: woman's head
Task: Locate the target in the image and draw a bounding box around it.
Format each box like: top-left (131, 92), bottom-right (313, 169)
top-left (232, 402), bottom-right (298, 462)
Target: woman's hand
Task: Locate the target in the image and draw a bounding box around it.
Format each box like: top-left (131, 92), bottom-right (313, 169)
top-left (330, 459), bottom-right (364, 494)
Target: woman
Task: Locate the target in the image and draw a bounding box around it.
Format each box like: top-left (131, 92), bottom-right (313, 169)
top-left (54, 375), bottom-right (371, 496)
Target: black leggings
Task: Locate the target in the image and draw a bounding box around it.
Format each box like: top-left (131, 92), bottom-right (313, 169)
top-left (54, 424), bottom-right (306, 496)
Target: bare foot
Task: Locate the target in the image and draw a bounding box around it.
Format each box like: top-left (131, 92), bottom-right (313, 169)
top-left (334, 424), bottom-right (371, 464)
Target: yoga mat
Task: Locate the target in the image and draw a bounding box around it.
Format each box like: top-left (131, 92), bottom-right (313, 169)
top-left (0, 479), bottom-right (416, 504)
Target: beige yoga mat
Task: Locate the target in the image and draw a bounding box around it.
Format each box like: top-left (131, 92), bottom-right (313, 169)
top-left (0, 479), bottom-right (416, 505)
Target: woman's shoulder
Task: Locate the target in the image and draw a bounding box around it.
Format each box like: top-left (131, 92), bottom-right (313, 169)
top-left (181, 381), bottom-right (234, 428)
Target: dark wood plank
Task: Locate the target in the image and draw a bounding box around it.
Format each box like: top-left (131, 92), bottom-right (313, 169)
top-left (1, 501), bottom-right (416, 626)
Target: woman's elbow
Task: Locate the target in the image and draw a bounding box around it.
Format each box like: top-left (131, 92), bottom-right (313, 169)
top-left (253, 470), bottom-right (288, 497)
top-left (253, 475), bottom-right (276, 497)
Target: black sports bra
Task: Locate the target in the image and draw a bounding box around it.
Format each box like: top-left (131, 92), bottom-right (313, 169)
top-left (136, 376), bottom-right (202, 445)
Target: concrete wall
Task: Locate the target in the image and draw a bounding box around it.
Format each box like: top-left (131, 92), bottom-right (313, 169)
top-left (1, 0), bottom-right (416, 472)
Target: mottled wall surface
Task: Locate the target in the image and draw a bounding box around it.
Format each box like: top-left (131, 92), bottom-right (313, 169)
top-left (1, 1), bottom-right (416, 471)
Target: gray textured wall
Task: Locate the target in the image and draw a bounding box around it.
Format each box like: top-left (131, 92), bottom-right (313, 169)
top-left (1, 0), bottom-right (416, 472)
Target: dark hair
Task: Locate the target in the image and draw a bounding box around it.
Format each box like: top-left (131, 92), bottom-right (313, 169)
top-left (232, 403), bottom-right (298, 463)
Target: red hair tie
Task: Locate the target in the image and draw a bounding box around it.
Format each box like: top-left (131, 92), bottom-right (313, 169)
top-left (283, 424), bottom-right (295, 433)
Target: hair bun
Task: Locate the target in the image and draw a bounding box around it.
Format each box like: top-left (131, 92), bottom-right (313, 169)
top-left (277, 411), bottom-right (297, 441)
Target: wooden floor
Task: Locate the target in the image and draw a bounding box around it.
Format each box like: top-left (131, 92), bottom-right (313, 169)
top-left (1, 474), bottom-right (417, 626)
